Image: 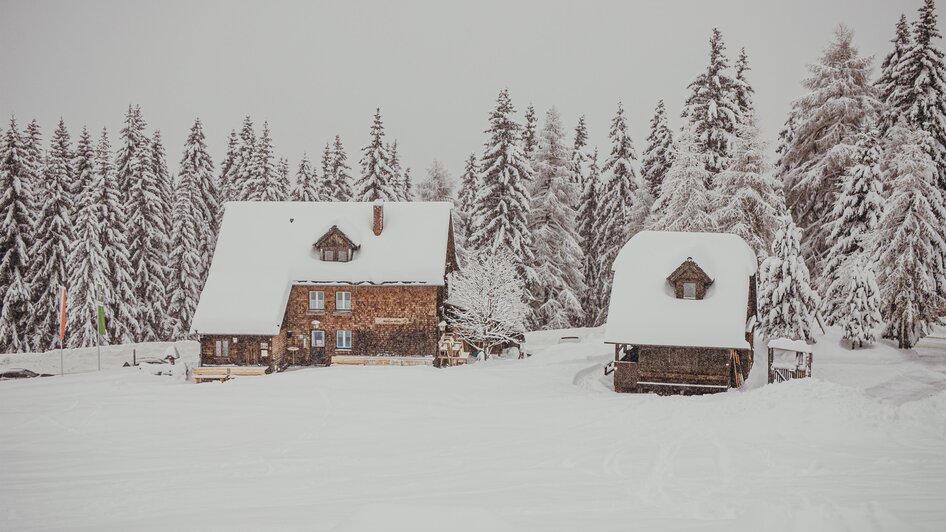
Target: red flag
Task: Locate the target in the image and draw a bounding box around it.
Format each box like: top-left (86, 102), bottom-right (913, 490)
top-left (59, 286), bottom-right (67, 342)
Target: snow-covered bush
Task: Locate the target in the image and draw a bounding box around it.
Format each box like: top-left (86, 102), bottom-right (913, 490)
top-left (446, 252), bottom-right (527, 359)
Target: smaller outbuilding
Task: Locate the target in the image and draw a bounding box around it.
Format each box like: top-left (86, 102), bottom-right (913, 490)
top-left (604, 231), bottom-right (758, 395)
top-left (767, 338), bottom-right (813, 384)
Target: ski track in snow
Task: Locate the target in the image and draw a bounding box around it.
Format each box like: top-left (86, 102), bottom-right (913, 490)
top-left (0, 328), bottom-right (945, 531)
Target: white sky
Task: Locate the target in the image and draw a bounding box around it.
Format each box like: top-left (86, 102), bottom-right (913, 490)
top-left (0, 0), bottom-right (937, 182)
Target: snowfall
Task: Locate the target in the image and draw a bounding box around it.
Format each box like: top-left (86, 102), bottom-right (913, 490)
top-left (1, 327), bottom-right (945, 532)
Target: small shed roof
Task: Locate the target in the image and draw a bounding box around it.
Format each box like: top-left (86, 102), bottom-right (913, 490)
top-left (604, 231), bottom-right (758, 350)
top-left (191, 201), bottom-right (453, 336)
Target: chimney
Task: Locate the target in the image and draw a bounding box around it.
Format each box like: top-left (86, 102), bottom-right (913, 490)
top-left (372, 201), bottom-right (384, 236)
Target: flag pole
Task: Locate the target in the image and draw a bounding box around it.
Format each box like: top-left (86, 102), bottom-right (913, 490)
top-left (95, 284), bottom-right (104, 372)
top-left (59, 286), bottom-right (67, 376)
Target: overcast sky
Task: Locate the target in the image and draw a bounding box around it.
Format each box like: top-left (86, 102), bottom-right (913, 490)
top-left (0, 0), bottom-right (937, 183)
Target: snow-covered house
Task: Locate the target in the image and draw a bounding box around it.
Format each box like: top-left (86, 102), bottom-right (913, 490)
top-left (191, 201), bottom-right (457, 371)
top-left (604, 231), bottom-right (758, 395)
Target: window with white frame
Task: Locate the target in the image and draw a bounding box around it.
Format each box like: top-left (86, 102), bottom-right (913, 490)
top-left (308, 290), bottom-right (325, 311)
top-left (322, 249), bottom-right (335, 261)
top-left (311, 330), bottom-right (325, 347)
top-left (336, 329), bottom-right (352, 350)
top-left (683, 282), bottom-right (697, 300)
top-left (214, 339), bottom-right (229, 357)
top-left (335, 290), bottom-right (352, 311)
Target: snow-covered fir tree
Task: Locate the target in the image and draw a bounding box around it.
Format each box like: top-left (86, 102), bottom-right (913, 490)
top-left (733, 48), bottom-right (755, 117)
top-left (757, 217), bottom-right (820, 342)
top-left (217, 129), bottom-right (240, 203)
top-left (116, 106), bottom-right (167, 342)
top-left (595, 102), bottom-right (640, 324)
top-left (387, 140), bottom-right (407, 200)
top-left (402, 167), bottom-right (413, 200)
top-left (576, 149), bottom-right (602, 326)
top-left (96, 128), bottom-right (136, 344)
top-left (166, 166), bottom-right (203, 340)
top-left (0, 119), bottom-right (36, 352)
top-left (884, 0), bottom-right (946, 190)
top-left (640, 100), bottom-right (675, 197)
top-left (66, 127), bottom-right (109, 348)
top-left (522, 103), bottom-right (538, 162)
top-left (681, 27), bottom-right (740, 179)
top-left (820, 128), bottom-right (885, 325)
top-left (291, 153), bottom-right (319, 201)
top-left (774, 105), bottom-right (798, 177)
top-left (178, 118), bottom-right (218, 282)
top-left (356, 109), bottom-right (398, 202)
top-left (454, 153), bottom-right (478, 251)
top-left (713, 114), bottom-right (782, 259)
top-left (527, 107), bottom-right (585, 329)
top-left (246, 122), bottom-right (283, 201)
top-left (22, 119), bottom-right (43, 209)
top-left (27, 119), bottom-right (76, 350)
top-left (876, 14), bottom-right (913, 135)
top-left (151, 130), bottom-right (176, 338)
top-left (275, 157), bottom-right (291, 201)
top-left (649, 131), bottom-right (716, 233)
top-left (416, 160), bottom-right (453, 202)
top-left (781, 26), bottom-right (881, 272)
top-left (329, 135), bottom-right (353, 201)
top-left (874, 124), bottom-right (946, 348)
top-left (837, 256), bottom-right (883, 349)
top-left (468, 89), bottom-right (535, 285)
top-left (568, 115), bottom-right (589, 188)
top-left (234, 116), bottom-right (257, 201)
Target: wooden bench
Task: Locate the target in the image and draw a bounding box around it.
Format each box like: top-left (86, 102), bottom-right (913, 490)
top-left (331, 355), bottom-right (433, 367)
top-left (193, 366), bottom-right (267, 383)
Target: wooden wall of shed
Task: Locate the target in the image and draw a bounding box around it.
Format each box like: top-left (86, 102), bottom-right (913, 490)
top-left (283, 284), bottom-right (441, 360)
top-left (199, 334), bottom-right (277, 371)
top-left (612, 345), bottom-right (753, 395)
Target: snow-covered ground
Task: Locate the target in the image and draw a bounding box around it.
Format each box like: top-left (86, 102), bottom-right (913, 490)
top-left (1, 328), bottom-right (945, 531)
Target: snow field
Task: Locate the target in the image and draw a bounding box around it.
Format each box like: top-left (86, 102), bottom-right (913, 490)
top-left (0, 328), bottom-right (945, 531)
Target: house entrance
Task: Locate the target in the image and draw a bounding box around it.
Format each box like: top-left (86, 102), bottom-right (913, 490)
top-left (310, 330), bottom-right (327, 365)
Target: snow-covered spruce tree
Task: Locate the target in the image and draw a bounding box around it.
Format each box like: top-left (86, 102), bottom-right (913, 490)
top-left (681, 27), bottom-right (741, 180)
top-left (640, 100), bottom-right (675, 197)
top-left (649, 131), bottom-right (716, 233)
top-left (356, 109), bottom-right (398, 202)
top-left (329, 135), bottom-right (353, 201)
top-left (885, 0), bottom-right (946, 190)
top-left (446, 251), bottom-right (528, 359)
top-left (27, 119), bottom-right (76, 351)
top-left (713, 114), bottom-right (782, 259)
top-left (468, 89), bottom-right (535, 285)
top-left (66, 127), bottom-right (109, 348)
top-left (527, 107), bottom-right (585, 329)
top-left (234, 116), bottom-right (257, 201)
top-left (522, 103), bottom-right (538, 163)
top-left (166, 167), bottom-right (203, 340)
top-left (387, 140), bottom-right (407, 200)
top-left (151, 130), bottom-right (175, 338)
top-left (774, 104), bottom-right (798, 178)
top-left (577, 150), bottom-right (603, 325)
top-left (291, 153), bottom-right (319, 201)
top-left (403, 167), bottom-right (414, 200)
top-left (274, 157), bottom-right (291, 201)
top-left (874, 124), bottom-right (946, 348)
top-left (595, 102), bottom-right (640, 324)
top-left (757, 217), bottom-right (820, 342)
top-left (569, 115), bottom-right (589, 188)
top-left (417, 159), bottom-right (453, 202)
top-left (217, 129), bottom-right (240, 204)
top-left (178, 118), bottom-right (218, 282)
top-left (246, 122), bottom-right (283, 201)
top-left (733, 48), bottom-right (755, 118)
top-left (837, 256), bottom-right (883, 349)
top-left (0, 119), bottom-right (36, 352)
top-left (820, 128), bottom-right (885, 325)
top-left (96, 128), bottom-right (136, 344)
top-left (876, 14), bottom-right (913, 135)
top-left (22, 119), bottom-right (43, 208)
top-left (782, 26), bottom-right (881, 273)
top-left (454, 153), bottom-right (479, 251)
top-left (117, 106), bottom-right (167, 342)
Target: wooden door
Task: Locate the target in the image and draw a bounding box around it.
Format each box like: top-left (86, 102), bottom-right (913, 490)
top-left (310, 330), bottom-right (327, 365)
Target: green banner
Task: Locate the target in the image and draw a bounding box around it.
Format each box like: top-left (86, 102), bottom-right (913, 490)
top-left (95, 284), bottom-right (106, 336)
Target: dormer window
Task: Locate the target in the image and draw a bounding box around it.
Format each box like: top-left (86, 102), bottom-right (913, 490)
top-left (667, 257), bottom-right (713, 301)
top-left (314, 225), bottom-right (359, 263)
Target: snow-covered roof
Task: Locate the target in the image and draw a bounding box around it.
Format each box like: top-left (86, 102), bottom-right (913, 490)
top-left (768, 338), bottom-right (814, 353)
top-left (191, 201), bottom-right (453, 335)
top-left (603, 231), bottom-right (758, 350)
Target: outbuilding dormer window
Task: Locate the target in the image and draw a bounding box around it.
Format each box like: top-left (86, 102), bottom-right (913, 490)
top-left (667, 257), bottom-right (713, 301)
top-left (314, 225), bottom-right (359, 263)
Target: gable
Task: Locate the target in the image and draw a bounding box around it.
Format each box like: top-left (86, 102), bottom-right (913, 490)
top-left (314, 225), bottom-right (359, 250)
